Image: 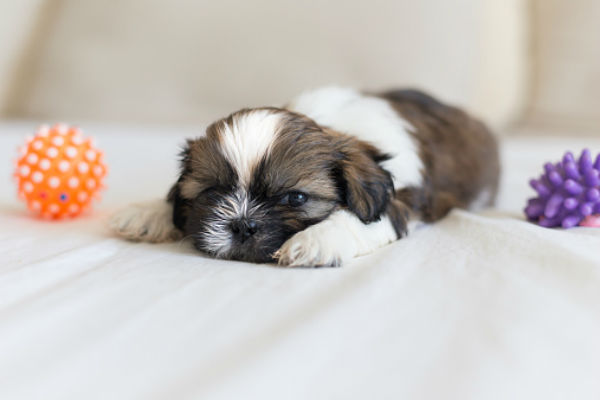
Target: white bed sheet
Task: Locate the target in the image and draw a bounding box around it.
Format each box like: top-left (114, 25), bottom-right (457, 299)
top-left (1, 122), bottom-right (599, 400)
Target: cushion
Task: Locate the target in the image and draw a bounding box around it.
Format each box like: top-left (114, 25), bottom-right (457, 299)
top-left (528, 0), bottom-right (600, 130)
top-left (9, 0), bottom-right (526, 130)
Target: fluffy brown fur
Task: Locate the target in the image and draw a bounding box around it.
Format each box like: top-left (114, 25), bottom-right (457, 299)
top-left (378, 89), bottom-right (500, 222)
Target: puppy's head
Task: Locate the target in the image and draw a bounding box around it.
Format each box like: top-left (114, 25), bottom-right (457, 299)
top-left (169, 107), bottom-right (393, 263)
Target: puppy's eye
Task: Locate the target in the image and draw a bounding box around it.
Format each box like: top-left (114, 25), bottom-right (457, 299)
top-left (279, 191), bottom-right (308, 207)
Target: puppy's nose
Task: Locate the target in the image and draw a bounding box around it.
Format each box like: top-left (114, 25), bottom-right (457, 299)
top-left (230, 219), bottom-right (258, 242)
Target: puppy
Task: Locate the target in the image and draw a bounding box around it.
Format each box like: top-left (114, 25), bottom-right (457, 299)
top-left (110, 87), bottom-right (500, 266)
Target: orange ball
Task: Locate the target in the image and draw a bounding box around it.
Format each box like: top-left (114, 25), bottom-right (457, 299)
top-left (14, 124), bottom-right (108, 219)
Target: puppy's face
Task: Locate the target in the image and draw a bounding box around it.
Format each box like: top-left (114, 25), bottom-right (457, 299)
top-left (169, 108), bottom-right (393, 263)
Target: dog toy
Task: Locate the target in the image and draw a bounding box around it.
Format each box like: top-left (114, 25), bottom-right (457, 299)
top-left (525, 149), bottom-right (600, 228)
top-left (14, 124), bottom-right (107, 219)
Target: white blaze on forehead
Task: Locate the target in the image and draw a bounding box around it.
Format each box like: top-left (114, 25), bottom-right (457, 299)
top-left (218, 110), bottom-right (282, 187)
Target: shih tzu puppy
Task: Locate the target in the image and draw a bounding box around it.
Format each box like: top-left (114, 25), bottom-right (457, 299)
top-left (110, 87), bottom-right (499, 267)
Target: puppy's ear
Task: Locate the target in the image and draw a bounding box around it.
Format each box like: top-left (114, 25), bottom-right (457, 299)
top-left (333, 134), bottom-right (394, 223)
top-left (167, 140), bottom-right (194, 231)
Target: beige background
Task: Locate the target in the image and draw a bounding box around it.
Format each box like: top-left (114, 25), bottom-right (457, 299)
top-left (527, 0), bottom-right (600, 130)
top-left (1, 0), bottom-right (598, 133)
top-left (0, 0), bottom-right (46, 114)
top-left (1, 0), bottom-right (527, 130)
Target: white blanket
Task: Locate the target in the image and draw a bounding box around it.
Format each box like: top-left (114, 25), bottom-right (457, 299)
top-left (1, 122), bottom-right (599, 399)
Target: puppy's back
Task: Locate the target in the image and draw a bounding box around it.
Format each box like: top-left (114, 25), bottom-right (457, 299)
top-left (380, 88), bottom-right (500, 218)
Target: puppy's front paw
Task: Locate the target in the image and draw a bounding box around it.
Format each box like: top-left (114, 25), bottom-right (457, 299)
top-left (109, 200), bottom-right (181, 243)
top-left (274, 225), bottom-right (350, 267)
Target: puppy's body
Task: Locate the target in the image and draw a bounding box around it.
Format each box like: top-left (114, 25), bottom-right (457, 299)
top-left (110, 87), bottom-right (499, 266)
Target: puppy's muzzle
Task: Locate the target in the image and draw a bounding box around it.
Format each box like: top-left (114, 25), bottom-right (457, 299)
top-left (230, 218), bottom-right (259, 243)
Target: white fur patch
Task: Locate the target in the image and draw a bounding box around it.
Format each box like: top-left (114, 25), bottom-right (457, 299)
top-left (289, 86), bottom-right (423, 189)
top-left (109, 200), bottom-right (180, 243)
top-left (275, 209), bottom-right (397, 267)
top-left (218, 110), bottom-right (282, 187)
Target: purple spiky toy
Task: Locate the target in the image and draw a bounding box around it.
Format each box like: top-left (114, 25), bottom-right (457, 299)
top-left (525, 149), bottom-right (600, 228)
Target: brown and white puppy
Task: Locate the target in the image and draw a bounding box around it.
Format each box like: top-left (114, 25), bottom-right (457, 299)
top-left (110, 87), bottom-right (500, 266)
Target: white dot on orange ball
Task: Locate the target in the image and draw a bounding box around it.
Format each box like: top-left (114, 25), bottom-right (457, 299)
top-left (58, 160), bottom-right (70, 172)
top-left (37, 126), bottom-right (49, 136)
top-left (52, 136), bottom-right (64, 146)
top-left (86, 179), bottom-right (96, 189)
top-left (49, 204), bottom-right (60, 214)
top-left (69, 204), bottom-right (80, 214)
top-left (56, 124), bottom-right (68, 135)
top-left (78, 192), bottom-right (88, 202)
top-left (68, 177), bottom-right (79, 188)
top-left (39, 159), bottom-right (51, 170)
top-left (27, 153), bottom-right (38, 164)
top-left (78, 162), bottom-right (89, 174)
top-left (23, 181), bottom-right (34, 193)
top-left (85, 150), bottom-right (96, 161)
top-left (32, 171), bottom-right (43, 183)
top-left (93, 165), bottom-right (103, 176)
top-left (19, 165), bottom-right (30, 177)
top-left (47, 147), bottom-right (59, 158)
top-left (49, 177), bottom-right (60, 188)
top-left (32, 140), bottom-right (43, 150)
top-left (31, 200), bottom-right (41, 211)
top-left (66, 147), bottom-right (77, 158)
